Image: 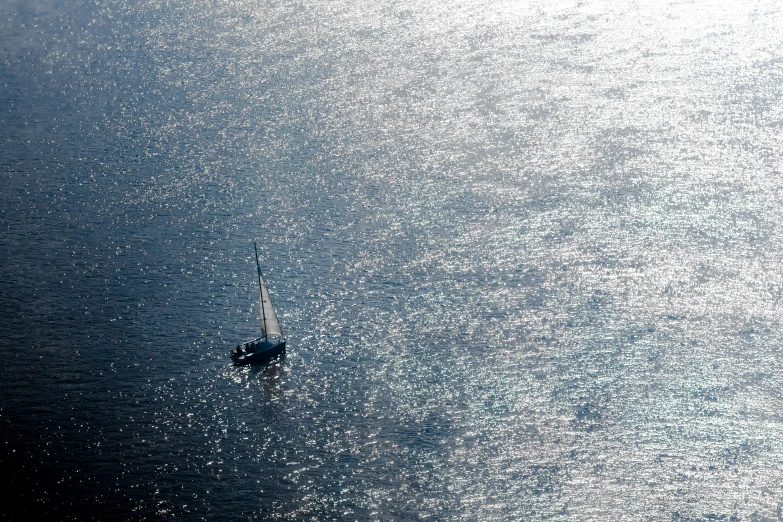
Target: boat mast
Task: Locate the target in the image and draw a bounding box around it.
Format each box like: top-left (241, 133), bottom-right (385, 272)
top-left (254, 242), bottom-right (267, 341)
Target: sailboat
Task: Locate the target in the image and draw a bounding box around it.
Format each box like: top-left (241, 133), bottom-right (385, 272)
top-left (230, 243), bottom-right (286, 365)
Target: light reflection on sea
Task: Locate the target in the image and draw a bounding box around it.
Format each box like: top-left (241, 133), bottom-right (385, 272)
top-left (2, 0), bottom-right (783, 519)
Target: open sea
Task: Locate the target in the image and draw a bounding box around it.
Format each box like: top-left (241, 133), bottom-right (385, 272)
top-left (2, 0), bottom-right (783, 520)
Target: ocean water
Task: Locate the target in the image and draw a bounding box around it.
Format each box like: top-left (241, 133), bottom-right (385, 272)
top-left (2, 0), bottom-right (783, 519)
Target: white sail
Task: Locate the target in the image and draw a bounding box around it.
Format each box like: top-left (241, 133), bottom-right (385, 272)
top-left (258, 271), bottom-right (283, 339)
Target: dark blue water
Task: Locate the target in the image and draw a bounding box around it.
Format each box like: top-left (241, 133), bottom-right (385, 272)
top-left (3, 0), bottom-right (783, 519)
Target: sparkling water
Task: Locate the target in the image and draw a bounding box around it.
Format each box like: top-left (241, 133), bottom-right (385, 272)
top-left (2, 0), bottom-right (783, 519)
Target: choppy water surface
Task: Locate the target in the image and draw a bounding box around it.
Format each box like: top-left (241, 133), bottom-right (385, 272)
top-left (2, 0), bottom-right (783, 519)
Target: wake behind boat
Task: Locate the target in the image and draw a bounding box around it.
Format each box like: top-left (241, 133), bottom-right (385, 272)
top-left (231, 243), bottom-right (286, 365)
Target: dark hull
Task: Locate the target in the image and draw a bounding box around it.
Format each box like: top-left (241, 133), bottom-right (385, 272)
top-left (231, 339), bottom-right (286, 365)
